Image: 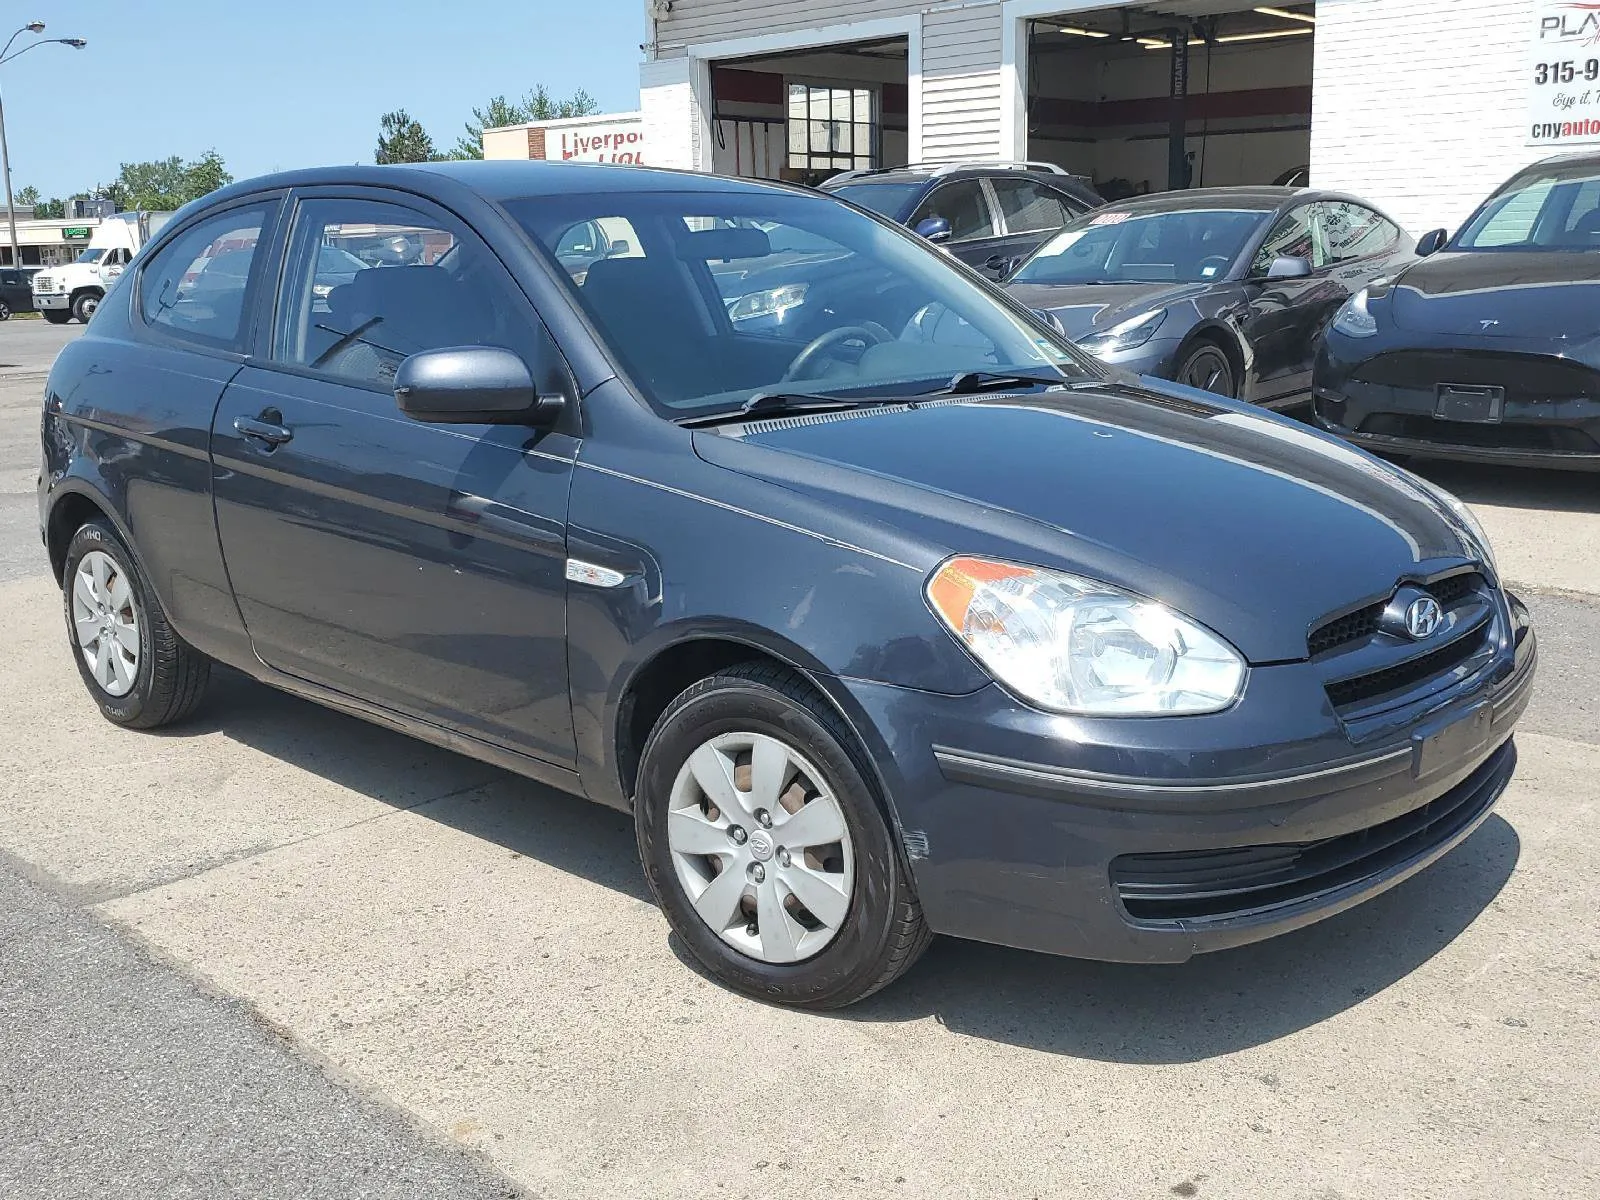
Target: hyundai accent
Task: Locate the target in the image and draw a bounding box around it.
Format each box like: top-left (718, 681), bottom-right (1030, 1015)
top-left (39, 162), bottom-right (1534, 1008)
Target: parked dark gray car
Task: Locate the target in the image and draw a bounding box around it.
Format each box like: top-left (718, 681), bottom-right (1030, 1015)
top-left (1005, 187), bottom-right (1416, 407)
top-left (39, 162), bottom-right (1533, 1008)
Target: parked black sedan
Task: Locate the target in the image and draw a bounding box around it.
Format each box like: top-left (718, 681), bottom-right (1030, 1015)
top-left (1315, 152), bottom-right (1600, 470)
top-left (0, 266), bottom-right (38, 318)
top-left (39, 161), bottom-right (1532, 1008)
top-left (1004, 187), bottom-right (1416, 407)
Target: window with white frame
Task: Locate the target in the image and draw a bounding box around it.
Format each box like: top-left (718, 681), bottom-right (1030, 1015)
top-left (786, 82), bottom-right (877, 173)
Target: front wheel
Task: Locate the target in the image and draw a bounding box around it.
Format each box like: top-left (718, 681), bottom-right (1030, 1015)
top-left (71, 292), bottom-right (100, 323)
top-left (0, 301), bottom-right (11, 321)
top-left (42, 309), bottom-right (70, 325)
top-left (635, 663), bottom-right (931, 1008)
top-left (61, 520), bottom-right (211, 728)
top-left (1175, 341), bottom-right (1238, 398)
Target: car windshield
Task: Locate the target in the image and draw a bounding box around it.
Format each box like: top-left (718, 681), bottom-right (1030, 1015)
top-left (822, 181), bottom-right (922, 219)
top-left (1455, 161), bottom-right (1600, 251)
top-left (504, 188), bottom-right (1094, 417)
top-left (75, 248), bottom-right (107, 264)
top-left (1012, 208), bottom-right (1267, 285)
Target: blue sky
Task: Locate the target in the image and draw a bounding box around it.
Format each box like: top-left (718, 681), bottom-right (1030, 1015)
top-left (2, 0), bottom-right (645, 199)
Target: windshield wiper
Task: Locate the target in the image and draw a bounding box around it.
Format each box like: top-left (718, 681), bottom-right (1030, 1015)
top-left (679, 391), bottom-right (899, 428)
top-left (930, 370), bottom-right (1082, 396)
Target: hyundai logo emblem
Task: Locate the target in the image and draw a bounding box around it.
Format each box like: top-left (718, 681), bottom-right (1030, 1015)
top-left (1405, 596), bottom-right (1444, 639)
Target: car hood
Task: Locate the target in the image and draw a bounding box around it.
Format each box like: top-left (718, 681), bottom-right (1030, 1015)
top-left (694, 385), bottom-right (1475, 664)
top-left (1389, 250), bottom-right (1600, 340)
top-left (1003, 281), bottom-right (1211, 340)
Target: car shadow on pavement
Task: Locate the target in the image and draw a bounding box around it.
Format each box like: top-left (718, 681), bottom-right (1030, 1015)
top-left (180, 669), bottom-right (1519, 1064)
top-left (1408, 459), bottom-right (1600, 514)
top-left (834, 815), bottom-right (1520, 1063)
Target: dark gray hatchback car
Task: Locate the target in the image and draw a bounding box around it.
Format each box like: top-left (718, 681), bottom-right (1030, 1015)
top-left (39, 161), bottom-right (1534, 1008)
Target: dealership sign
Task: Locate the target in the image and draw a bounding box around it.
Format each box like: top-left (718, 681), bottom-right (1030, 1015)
top-left (1528, 1), bottom-right (1600, 144)
top-left (543, 118), bottom-right (645, 164)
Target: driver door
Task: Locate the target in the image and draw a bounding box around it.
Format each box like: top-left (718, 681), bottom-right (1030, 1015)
top-left (209, 190), bottom-right (580, 768)
top-left (1240, 203), bottom-right (1330, 406)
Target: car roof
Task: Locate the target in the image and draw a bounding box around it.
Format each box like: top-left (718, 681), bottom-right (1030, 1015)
top-left (202, 160), bottom-right (801, 207)
top-left (1086, 186), bottom-right (1372, 214)
top-left (824, 164), bottom-right (1087, 189)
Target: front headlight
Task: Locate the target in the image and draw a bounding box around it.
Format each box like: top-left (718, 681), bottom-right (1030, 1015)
top-left (1412, 475), bottom-right (1498, 574)
top-left (1332, 288), bottom-right (1378, 338)
top-left (728, 282), bottom-right (808, 323)
top-left (926, 556), bottom-right (1246, 716)
top-left (1078, 308), bottom-right (1166, 355)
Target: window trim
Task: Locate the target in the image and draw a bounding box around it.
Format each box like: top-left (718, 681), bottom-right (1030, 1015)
top-left (130, 192), bottom-right (286, 360)
top-left (782, 76), bottom-right (881, 175)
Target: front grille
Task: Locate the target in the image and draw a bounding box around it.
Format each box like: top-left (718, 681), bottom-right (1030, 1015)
top-left (1324, 624), bottom-right (1487, 709)
top-left (1111, 743), bottom-right (1511, 924)
top-left (1358, 414), bottom-right (1599, 454)
top-left (1352, 349), bottom-right (1597, 398)
top-left (34, 275), bottom-right (53, 291)
top-left (1307, 573), bottom-right (1484, 658)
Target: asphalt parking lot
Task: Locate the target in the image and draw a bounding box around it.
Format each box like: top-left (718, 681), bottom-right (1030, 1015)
top-left (3, 322), bottom-right (1596, 1198)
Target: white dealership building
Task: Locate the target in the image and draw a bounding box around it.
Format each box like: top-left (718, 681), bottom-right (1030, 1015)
top-left (635, 0), bottom-right (1600, 233)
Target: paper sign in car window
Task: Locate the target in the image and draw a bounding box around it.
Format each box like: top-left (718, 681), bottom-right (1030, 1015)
top-left (1090, 211), bottom-right (1132, 225)
top-left (1036, 229), bottom-right (1089, 258)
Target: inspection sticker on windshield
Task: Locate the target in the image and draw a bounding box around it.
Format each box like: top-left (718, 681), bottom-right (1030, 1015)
top-left (1090, 211), bottom-right (1132, 225)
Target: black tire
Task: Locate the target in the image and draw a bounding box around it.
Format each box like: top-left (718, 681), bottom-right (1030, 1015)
top-left (42, 309), bottom-right (70, 325)
top-left (71, 291), bottom-right (100, 324)
top-left (61, 520), bottom-right (210, 729)
top-left (635, 662), bottom-right (931, 1009)
top-left (1175, 339), bottom-right (1238, 398)
top-left (0, 301), bottom-right (11, 321)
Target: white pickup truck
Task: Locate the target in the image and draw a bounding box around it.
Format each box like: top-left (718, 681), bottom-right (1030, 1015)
top-left (32, 211), bottom-right (172, 324)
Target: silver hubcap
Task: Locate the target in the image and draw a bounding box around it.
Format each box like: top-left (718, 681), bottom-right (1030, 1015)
top-left (72, 549), bottom-right (139, 697)
top-left (666, 731), bottom-right (855, 964)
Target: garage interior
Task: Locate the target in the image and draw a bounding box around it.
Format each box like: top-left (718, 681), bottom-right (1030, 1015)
top-left (708, 39), bottom-right (909, 184)
top-left (1026, 2), bottom-right (1315, 198)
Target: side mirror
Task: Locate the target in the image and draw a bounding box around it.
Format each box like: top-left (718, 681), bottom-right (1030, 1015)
top-left (913, 216), bottom-right (953, 244)
top-left (1416, 228), bottom-right (1449, 257)
top-left (607, 239), bottom-right (632, 257)
top-left (394, 346), bottom-right (563, 426)
top-left (1265, 254), bottom-right (1313, 280)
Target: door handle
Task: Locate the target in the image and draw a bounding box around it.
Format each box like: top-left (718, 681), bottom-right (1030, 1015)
top-left (233, 414), bottom-right (293, 448)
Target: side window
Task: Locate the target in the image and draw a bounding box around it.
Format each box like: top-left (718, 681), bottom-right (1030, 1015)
top-left (138, 204), bottom-right (272, 349)
top-left (1252, 205), bottom-right (1328, 274)
top-left (911, 181), bottom-right (996, 242)
top-left (1319, 202), bottom-right (1400, 263)
top-left (990, 178), bottom-right (1071, 234)
top-left (273, 197), bottom-right (549, 390)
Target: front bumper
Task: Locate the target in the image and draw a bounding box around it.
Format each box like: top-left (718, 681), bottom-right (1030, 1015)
top-left (33, 293), bottom-right (69, 311)
top-left (1313, 335), bottom-right (1600, 471)
top-left (839, 598), bottom-right (1534, 963)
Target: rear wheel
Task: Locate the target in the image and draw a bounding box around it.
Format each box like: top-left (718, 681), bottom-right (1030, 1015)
top-left (61, 520), bottom-right (210, 728)
top-left (635, 662), bottom-right (931, 1008)
top-left (1175, 341), bottom-right (1237, 398)
top-left (0, 301), bottom-right (11, 321)
top-left (71, 291), bottom-right (100, 323)
top-left (42, 309), bottom-right (69, 325)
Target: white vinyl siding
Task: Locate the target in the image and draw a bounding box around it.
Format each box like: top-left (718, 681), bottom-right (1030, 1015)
top-left (654, 0), bottom-right (927, 47)
top-left (921, 5), bottom-right (1004, 161)
top-left (1310, 0), bottom-right (1535, 235)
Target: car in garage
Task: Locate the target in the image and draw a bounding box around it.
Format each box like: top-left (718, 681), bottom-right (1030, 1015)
top-left (1003, 187), bottom-right (1417, 406)
top-left (821, 161), bottom-right (1102, 278)
top-left (39, 160), bottom-right (1533, 1008)
top-left (1314, 151), bottom-right (1600, 470)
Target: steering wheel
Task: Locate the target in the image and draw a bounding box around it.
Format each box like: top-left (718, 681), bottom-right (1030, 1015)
top-left (1195, 255), bottom-right (1232, 278)
top-left (782, 323), bottom-right (895, 382)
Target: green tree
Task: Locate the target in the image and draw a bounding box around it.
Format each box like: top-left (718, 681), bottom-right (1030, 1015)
top-left (33, 196), bottom-right (66, 219)
top-left (449, 85), bottom-right (600, 159)
top-left (15, 185), bottom-right (39, 209)
top-left (376, 109), bottom-right (438, 164)
top-left (103, 150), bottom-right (234, 211)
